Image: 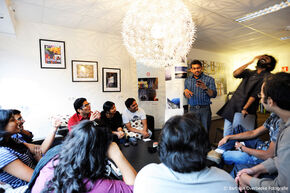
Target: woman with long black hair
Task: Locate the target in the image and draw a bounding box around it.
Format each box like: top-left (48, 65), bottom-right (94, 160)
top-left (32, 120), bottom-right (136, 193)
top-left (0, 109), bottom-right (60, 190)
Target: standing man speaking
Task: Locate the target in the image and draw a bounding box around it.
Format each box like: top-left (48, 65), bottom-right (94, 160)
top-left (184, 60), bottom-right (217, 132)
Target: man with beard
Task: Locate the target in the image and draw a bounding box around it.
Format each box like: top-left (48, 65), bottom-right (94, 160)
top-left (217, 55), bottom-right (277, 137)
top-left (236, 72), bottom-right (290, 193)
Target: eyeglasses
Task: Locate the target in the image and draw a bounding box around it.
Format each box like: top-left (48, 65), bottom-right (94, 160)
top-left (16, 117), bottom-right (24, 121)
top-left (81, 103), bottom-right (90, 109)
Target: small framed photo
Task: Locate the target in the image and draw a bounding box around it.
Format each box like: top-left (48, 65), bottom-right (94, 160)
top-left (102, 68), bottom-right (121, 92)
top-left (72, 60), bottom-right (98, 82)
top-left (39, 39), bottom-right (66, 69)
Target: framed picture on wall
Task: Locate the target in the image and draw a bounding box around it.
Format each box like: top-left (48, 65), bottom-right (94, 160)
top-left (72, 60), bottom-right (98, 82)
top-left (102, 68), bottom-right (121, 92)
top-left (39, 39), bottom-right (66, 69)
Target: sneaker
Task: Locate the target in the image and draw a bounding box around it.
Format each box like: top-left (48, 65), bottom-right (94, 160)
top-left (207, 150), bottom-right (222, 164)
top-left (123, 142), bottom-right (130, 147)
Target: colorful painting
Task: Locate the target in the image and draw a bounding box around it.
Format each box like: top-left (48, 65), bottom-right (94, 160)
top-left (40, 39), bottom-right (66, 69)
top-left (138, 78), bottom-right (158, 101)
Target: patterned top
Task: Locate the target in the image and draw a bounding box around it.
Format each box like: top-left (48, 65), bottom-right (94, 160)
top-left (257, 113), bottom-right (281, 150)
top-left (0, 138), bottom-right (36, 188)
top-left (184, 73), bottom-right (217, 106)
top-left (122, 108), bottom-right (146, 130)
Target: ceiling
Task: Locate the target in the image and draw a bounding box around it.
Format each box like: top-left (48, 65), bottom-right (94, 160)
top-left (1, 0), bottom-right (290, 53)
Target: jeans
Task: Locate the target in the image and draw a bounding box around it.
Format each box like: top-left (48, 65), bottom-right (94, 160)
top-left (189, 105), bottom-right (211, 132)
top-left (223, 119), bottom-right (233, 137)
top-left (218, 125), bottom-right (265, 165)
top-left (230, 164), bottom-right (278, 179)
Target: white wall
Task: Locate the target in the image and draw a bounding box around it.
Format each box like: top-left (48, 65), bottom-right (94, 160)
top-left (2, 22), bottom-right (287, 137)
top-left (227, 45), bottom-right (290, 92)
top-left (0, 21), bottom-right (137, 138)
top-left (136, 62), bottom-right (166, 129)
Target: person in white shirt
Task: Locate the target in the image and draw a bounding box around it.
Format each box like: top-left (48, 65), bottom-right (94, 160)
top-left (134, 113), bottom-right (238, 193)
top-left (122, 98), bottom-right (151, 139)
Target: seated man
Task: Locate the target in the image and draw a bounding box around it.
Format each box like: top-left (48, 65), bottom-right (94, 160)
top-left (134, 113), bottom-right (237, 193)
top-left (207, 113), bottom-right (280, 170)
top-left (122, 98), bottom-right (151, 139)
top-left (67, 98), bottom-right (100, 131)
top-left (11, 109), bottom-right (34, 143)
top-left (236, 72), bottom-right (290, 193)
top-left (100, 101), bottom-right (126, 144)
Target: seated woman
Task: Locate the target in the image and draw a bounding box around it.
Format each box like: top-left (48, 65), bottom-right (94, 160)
top-left (134, 113), bottom-right (237, 193)
top-left (32, 120), bottom-right (137, 193)
top-left (0, 109), bottom-right (60, 189)
top-left (100, 101), bottom-right (125, 143)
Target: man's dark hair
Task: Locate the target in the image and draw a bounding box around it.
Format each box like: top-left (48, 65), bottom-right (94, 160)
top-left (103, 101), bottom-right (115, 113)
top-left (263, 72), bottom-right (290, 110)
top-left (11, 109), bottom-right (21, 115)
top-left (125, 98), bottom-right (136, 109)
top-left (190, 60), bottom-right (202, 67)
top-left (158, 113), bottom-right (210, 173)
top-left (264, 54), bottom-right (277, 72)
top-left (73, 98), bottom-right (87, 114)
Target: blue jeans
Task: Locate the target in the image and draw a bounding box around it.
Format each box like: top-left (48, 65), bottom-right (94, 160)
top-left (230, 164), bottom-right (278, 179)
top-left (218, 125), bottom-right (264, 165)
top-left (223, 119), bottom-right (233, 137)
top-left (189, 105), bottom-right (211, 132)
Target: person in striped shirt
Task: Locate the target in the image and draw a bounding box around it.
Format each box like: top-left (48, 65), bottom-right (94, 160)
top-left (0, 109), bottom-right (60, 189)
top-left (184, 59), bottom-right (217, 132)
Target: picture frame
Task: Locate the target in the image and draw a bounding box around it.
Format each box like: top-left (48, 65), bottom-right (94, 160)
top-left (39, 39), bottom-right (66, 69)
top-left (72, 60), bottom-right (98, 82)
top-left (102, 68), bottom-right (121, 92)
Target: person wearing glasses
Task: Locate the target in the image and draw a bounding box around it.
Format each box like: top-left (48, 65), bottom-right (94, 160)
top-left (236, 72), bottom-right (290, 193)
top-left (11, 109), bottom-right (34, 143)
top-left (67, 98), bottom-right (100, 131)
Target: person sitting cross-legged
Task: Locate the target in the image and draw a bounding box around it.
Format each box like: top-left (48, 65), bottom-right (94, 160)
top-left (100, 101), bottom-right (126, 144)
top-left (122, 98), bottom-right (151, 139)
top-left (236, 72), bottom-right (290, 193)
top-left (67, 97), bottom-right (100, 132)
top-left (207, 112), bottom-right (280, 177)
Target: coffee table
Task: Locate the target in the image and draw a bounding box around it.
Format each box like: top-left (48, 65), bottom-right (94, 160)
top-left (121, 140), bottom-right (160, 172)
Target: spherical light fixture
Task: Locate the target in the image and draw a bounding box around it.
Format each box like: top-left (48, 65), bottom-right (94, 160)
top-left (122, 0), bottom-right (196, 66)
